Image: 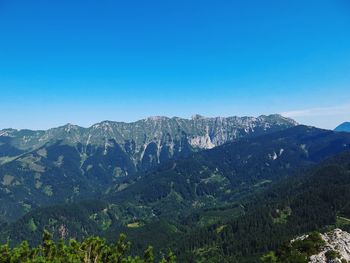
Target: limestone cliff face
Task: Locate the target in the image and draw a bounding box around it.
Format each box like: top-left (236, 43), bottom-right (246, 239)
top-left (0, 114), bottom-right (297, 169)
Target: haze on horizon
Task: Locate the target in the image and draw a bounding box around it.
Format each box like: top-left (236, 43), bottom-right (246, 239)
top-left (0, 0), bottom-right (349, 130)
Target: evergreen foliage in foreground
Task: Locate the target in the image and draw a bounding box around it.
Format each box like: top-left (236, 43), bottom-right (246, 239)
top-left (0, 230), bottom-right (176, 263)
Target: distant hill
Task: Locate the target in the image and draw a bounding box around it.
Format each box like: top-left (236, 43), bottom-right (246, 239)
top-left (335, 122), bottom-right (350, 132)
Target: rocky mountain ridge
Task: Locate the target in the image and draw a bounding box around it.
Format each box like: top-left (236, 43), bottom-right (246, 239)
top-left (0, 114), bottom-right (298, 221)
top-left (0, 114), bottom-right (297, 166)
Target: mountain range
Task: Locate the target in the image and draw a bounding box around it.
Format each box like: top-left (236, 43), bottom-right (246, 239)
top-left (1, 114), bottom-right (350, 262)
top-left (0, 114), bottom-right (296, 221)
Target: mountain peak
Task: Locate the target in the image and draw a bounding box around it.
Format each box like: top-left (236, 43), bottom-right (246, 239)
top-left (191, 114), bottom-right (206, 120)
top-left (146, 116), bottom-right (170, 122)
top-left (265, 114), bottom-right (299, 125)
top-left (57, 123), bottom-right (81, 133)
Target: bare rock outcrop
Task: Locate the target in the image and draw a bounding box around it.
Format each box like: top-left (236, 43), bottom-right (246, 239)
top-left (308, 229), bottom-right (350, 263)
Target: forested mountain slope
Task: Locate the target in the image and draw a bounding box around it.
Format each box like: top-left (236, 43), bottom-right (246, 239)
top-left (0, 114), bottom-right (296, 221)
top-left (178, 151), bottom-right (350, 262)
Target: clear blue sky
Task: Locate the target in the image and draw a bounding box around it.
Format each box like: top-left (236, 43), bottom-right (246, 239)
top-left (0, 0), bottom-right (349, 129)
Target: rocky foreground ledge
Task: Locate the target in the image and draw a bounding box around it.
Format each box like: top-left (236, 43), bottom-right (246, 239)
top-left (295, 229), bottom-right (350, 263)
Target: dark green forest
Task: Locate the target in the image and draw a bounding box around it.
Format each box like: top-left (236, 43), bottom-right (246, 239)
top-left (176, 151), bottom-right (350, 262)
top-left (2, 151), bottom-right (350, 262)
